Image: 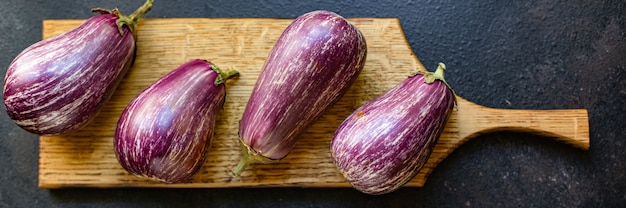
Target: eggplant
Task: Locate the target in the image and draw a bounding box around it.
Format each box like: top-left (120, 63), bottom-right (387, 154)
top-left (3, 0), bottom-right (153, 135)
top-left (330, 63), bottom-right (455, 195)
top-left (232, 10), bottom-right (367, 176)
top-left (114, 60), bottom-right (239, 183)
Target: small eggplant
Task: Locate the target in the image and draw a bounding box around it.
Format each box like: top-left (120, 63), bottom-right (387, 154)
top-left (233, 10), bottom-right (367, 176)
top-left (114, 60), bottom-right (239, 183)
top-left (330, 63), bottom-right (455, 195)
top-left (3, 0), bottom-right (153, 135)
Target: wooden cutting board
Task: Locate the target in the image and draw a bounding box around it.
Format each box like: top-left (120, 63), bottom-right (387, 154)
top-left (38, 18), bottom-right (589, 188)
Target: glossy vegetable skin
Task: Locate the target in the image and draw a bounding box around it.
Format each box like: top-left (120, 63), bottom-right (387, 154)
top-left (114, 60), bottom-right (238, 183)
top-left (331, 63), bottom-right (455, 195)
top-left (3, 0), bottom-right (153, 135)
top-left (233, 10), bottom-right (368, 176)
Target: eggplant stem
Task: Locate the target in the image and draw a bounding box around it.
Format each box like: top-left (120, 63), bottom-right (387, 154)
top-left (432, 63), bottom-right (448, 84)
top-left (92, 0), bottom-right (153, 39)
top-left (232, 157), bottom-right (250, 177)
top-left (411, 62), bottom-right (450, 87)
top-left (232, 138), bottom-right (277, 177)
top-left (411, 62), bottom-right (458, 105)
top-left (128, 0), bottom-right (154, 26)
top-left (212, 65), bottom-right (240, 86)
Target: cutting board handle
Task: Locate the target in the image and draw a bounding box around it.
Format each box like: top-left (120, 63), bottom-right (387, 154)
top-left (453, 97), bottom-right (590, 149)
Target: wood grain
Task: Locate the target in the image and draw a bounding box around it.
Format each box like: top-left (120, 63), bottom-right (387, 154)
top-left (38, 18), bottom-right (589, 188)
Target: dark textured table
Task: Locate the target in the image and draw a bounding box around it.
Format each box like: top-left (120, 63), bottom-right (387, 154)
top-left (1, 0), bottom-right (624, 207)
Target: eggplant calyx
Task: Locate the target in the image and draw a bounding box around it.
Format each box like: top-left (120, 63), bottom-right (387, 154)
top-left (411, 62), bottom-right (458, 106)
top-left (91, 0), bottom-right (154, 39)
top-left (211, 64), bottom-right (240, 86)
top-left (232, 138), bottom-right (278, 177)
top-left (411, 63), bottom-right (449, 86)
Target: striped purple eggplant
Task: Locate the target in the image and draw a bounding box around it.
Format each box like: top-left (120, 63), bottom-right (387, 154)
top-left (330, 63), bottom-right (455, 195)
top-left (232, 10), bottom-right (367, 176)
top-left (114, 60), bottom-right (239, 183)
top-left (3, 0), bottom-right (153, 135)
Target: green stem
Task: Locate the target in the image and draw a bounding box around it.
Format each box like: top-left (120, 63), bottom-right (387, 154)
top-left (232, 156), bottom-right (250, 177)
top-left (119, 0), bottom-right (153, 39)
top-left (412, 62), bottom-right (451, 87)
top-left (92, 0), bottom-right (154, 38)
top-left (211, 64), bottom-right (240, 86)
top-left (127, 0), bottom-right (154, 25)
top-left (431, 62), bottom-right (447, 84)
top-left (232, 138), bottom-right (277, 177)
top-left (411, 62), bottom-right (457, 105)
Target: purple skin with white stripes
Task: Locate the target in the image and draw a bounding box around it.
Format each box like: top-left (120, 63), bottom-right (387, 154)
top-left (3, 0), bottom-right (153, 135)
top-left (114, 60), bottom-right (238, 183)
top-left (331, 63), bottom-right (455, 195)
top-left (233, 10), bottom-right (367, 176)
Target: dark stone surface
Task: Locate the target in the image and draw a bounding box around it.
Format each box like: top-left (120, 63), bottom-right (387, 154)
top-left (1, 0), bottom-right (624, 207)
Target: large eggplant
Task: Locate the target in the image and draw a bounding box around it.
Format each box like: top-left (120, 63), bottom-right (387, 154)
top-left (114, 60), bottom-right (239, 183)
top-left (3, 0), bottom-right (153, 135)
top-left (330, 63), bottom-right (455, 195)
top-left (233, 10), bottom-right (367, 176)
